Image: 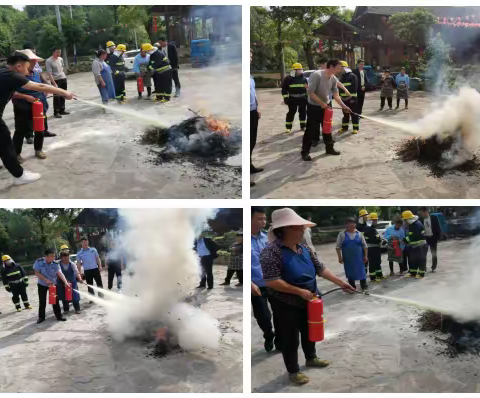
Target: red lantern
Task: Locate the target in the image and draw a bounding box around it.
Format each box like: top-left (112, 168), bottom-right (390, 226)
top-left (65, 284), bottom-right (73, 301)
top-left (48, 285), bottom-right (57, 305)
top-left (322, 107), bottom-right (333, 134)
top-left (32, 100), bottom-right (45, 132)
top-left (137, 76), bottom-right (144, 92)
top-left (153, 16), bottom-right (158, 33)
top-left (308, 297), bottom-right (325, 342)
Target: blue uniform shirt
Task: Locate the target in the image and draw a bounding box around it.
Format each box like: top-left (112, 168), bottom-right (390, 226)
top-left (395, 74), bottom-right (409, 88)
top-left (133, 53), bottom-right (150, 74)
top-left (33, 258), bottom-right (60, 287)
top-left (251, 231), bottom-right (268, 287)
top-left (77, 247), bottom-right (100, 271)
top-left (197, 238), bottom-right (210, 257)
top-left (250, 76), bottom-right (257, 111)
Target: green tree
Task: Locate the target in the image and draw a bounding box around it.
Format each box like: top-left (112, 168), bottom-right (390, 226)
top-left (389, 8), bottom-right (437, 45)
top-left (0, 6), bottom-right (25, 55)
top-left (0, 223), bottom-right (10, 254)
top-left (269, 6), bottom-right (292, 82)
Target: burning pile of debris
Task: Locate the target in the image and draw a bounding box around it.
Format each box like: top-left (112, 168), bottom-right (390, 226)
top-left (143, 325), bottom-right (183, 359)
top-left (396, 134), bottom-right (480, 177)
top-left (418, 311), bottom-right (480, 357)
top-left (140, 112), bottom-right (241, 163)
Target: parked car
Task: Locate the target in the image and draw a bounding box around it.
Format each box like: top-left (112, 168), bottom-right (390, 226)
top-left (431, 213), bottom-right (448, 240)
top-left (289, 69), bottom-right (315, 82)
top-left (375, 220), bottom-right (392, 250)
top-left (191, 39), bottom-right (212, 67)
top-left (123, 49), bottom-right (141, 77)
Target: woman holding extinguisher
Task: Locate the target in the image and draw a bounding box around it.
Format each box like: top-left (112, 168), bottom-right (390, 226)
top-left (384, 216), bottom-right (407, 276)
top-left (260, 208), bottom-right (355, 385)
top-left (57, 251), bottom-right (83, 314)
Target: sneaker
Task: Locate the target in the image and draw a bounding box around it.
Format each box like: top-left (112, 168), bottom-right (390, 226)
top-left (302, 154), bottom-right (312, 161)
top-left (26, 138), bottom-right (34, 144)
top-left (431, 268), bottom-right (436, 273)
top-left (219, 281), bottom-right (230, 286)
top-left (89, 300), bottom-right (94, 304)
top-left (362, 286), bottom-right (369, 292)
top-left (117, 289), bottom-right (122, 294)
top-left (235, 282), bottom-right (242, 287)
top-left (379, 108), bottom-right (383, 111)
top-left (325, 147), bottom-right (340, 155)
top-left (415, 275), bottom-right (424, 279)
top-left (17, 155), bottom-right (25, 164)
top-left (75, 309), bottom-right (81, 314)
top-left (14, 170), bottom-right (41, 185)
top-left (35, 151), bottom-right (47, 159)
top-left (16, 307), bottom-right (22, 312)
top-left (43, 131), bottom-right (56, 137)
top-left (285, 128), bottom-right (292, 134)
top-left (59, 111), bottom-right (70, 115)
top-left (305, 357), bottom-right (330, 368)
top-left (395, 106), bottom-right (399, 110)
top-left (24, 304), bottom-right (33, 309)
top-left (289, 372), bottom-right (309, 385)
top-left (195, 285), bottom-right (206, 289)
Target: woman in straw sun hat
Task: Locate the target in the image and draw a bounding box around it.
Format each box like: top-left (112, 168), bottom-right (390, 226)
top-left (260, 208), bottom-right (355, 385)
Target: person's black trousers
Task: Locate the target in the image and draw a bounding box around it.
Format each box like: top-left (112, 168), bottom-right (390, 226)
top-left (199, 256), bottom-right (214, 288)
top-left (11, 283), bottom-right (29, 307)
top-left (389, 260), bottom-right (408, 273)
top-left (108, 266), bottom-right (122, 290)
top-left (348, 278), bottom-right (367, 290)
top-left (368, 246), bottom-right (383, 281)
top-left (250, 109), bottom-right (259, 163)
top-left (225, 268), bottom-right (243, 284)
top-left (425, 237), bottom-right (438, 271)
top-left (172, 69), bottom-right (181, 89)
top-left (13, 107), bottom-right (45, 154)
top-left (113, 73), bottom-right (126, 101)
top-left (53, 78), bottom-right (67, 114)
top-left (357, 90), bottom-right (365, 114)
top-left (397, 98), bottom-right (409, 108)
top-left (38, 284), bottom-right (62, 320)
top-left (302, 103), bottom-right (332, 156)
top-left (341, 100), bottom-right (359, 130)
top-left (84, 268), bottom-right (104, 297)
top-left (380, 97), bottom-right (393, 109)
top-left (0, 119), bottom-right (23, 178)
top-left (153, 70), bottom-right (173, 101)
top-left (285, 99), bottom-right (307, 130)
top-left (408, 245), bottom-right (427, 277)
top-left (251, 287), bottom-right (278, 342)
top-left (269, 296), bottom-right (317, 374)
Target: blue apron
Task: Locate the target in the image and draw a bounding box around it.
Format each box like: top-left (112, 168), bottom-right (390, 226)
top-left (57, 261), bottom-right (80, 303)
top-left (342, 231), bottom-right (367, 280)
top-left (101, 61), bottom-right (116, 101)
top-left (280, 244), bottom-right (320, 296)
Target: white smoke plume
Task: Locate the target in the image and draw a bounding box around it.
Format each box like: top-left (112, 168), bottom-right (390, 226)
top-left (104, 208), bottom-right (221, 350)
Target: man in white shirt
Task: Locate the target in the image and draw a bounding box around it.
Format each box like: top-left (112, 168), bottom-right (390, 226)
top-left (419, 207), bottom-right (441, 272)
top-left (46, 47), bottom-right (70, 118)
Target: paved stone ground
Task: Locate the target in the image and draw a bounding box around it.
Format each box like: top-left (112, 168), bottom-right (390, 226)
top-left (252, 238), bottom-right (480, 393)
top-left (0, 64), bottom-right (241, 199)
top-left (251, 89), bottom-right (480, 198)
top-left (0, 266), bottom-right (242, 392)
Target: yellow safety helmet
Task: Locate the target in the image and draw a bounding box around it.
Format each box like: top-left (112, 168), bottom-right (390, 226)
top-left (359, 209), bottom-right (369, 217)
top-left (60, 245), bottom-right (69, 251)
top-left (339, 60), bottom-right (349, 67)
top-left (106, 41), bottom-right (115, 48)
top-left (402, 210), bottom-right (415, 220)
top-left (292, 62), bottom-right (303, 70)
top-left (141, 43), bottom-right (154, 52)
top-left (2, 255), bottom-right (11, 262)
top-left (116, 44), bottom-right (127, 52)
top-left (369, 213), bottom-right (378, 220)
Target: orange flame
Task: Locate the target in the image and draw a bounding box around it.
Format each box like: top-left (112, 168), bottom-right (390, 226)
top-left (206, 117), bottom-right (230, 137)
top-left (155, 327), bottom-right (168, 341)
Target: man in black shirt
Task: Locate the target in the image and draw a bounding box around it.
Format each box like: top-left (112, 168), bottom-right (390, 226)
top-left (0, 53), bottom-right (74, 185)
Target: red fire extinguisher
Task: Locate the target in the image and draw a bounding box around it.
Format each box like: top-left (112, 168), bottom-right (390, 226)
top-left (48, 285), bottom-right (57, 305)
top-left (322, 107), bottom-right (333, 134)
top-left (32, 100), bottom-right (45, 132)
top-left (65, 284), bottom-right (73, 301)
top-left (307, 297), bottom-right (325, 342)
top-left (393, 239), bottom-right (401, 257)
top-left (137, 76), bottom-right (144, 93)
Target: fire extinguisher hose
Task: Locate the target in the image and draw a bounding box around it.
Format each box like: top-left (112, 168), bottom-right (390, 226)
top-left (320, 287), bottom-right (371, 297)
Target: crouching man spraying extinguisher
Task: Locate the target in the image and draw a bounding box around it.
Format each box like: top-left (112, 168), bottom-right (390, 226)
top-left (260, 208), bottom-right (355, 385)
top-left (33, 248), bottom-right (71, 324)
top-left (1, 254), bottom-right (32, 312)
top-left (301, 59), bottom-right (351, 161)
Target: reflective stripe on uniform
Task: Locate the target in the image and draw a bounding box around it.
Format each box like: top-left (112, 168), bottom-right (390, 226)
top-left (289, 84), bottom-right (305, 88)
top-left (285, 122), bottom-right (292, 125)
top-left (340, 93), bottom-right (357, 97)
top-left (116, 62), bottom-right (124, 66)
top-left (409, 240), bottom-right (426, 245)
top-left (369, 272), bottom-right (376, 276)
top-left (343, 82), bottom-right (352, 86)
top-left (353, 124), bottom-right (360, 127)
top-left (156, 65), bottom-right (171, 73)
top-left (6, 271), bottom-right (21, 277)
top-left (342, 123), bottom-right (349, 126)
top-left (282, 94), bottom-right (289, 98)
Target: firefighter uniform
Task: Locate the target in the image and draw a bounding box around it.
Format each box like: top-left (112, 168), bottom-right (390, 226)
top-left (357, 209), bottom-right (369, 273)
top-left (403, 212), bottom-right (427, 278)
top-left (364, 217), bottom-right (384, 281)
top-left (282, 63), bottom-right (308, 133)
top-left (149, 49), bottom-right (173, 102)
top-left (1, 255), bottom-right (32, 312)
top-left (338, 62), bottom-right (360, 133)
top-left (108, 48), bottom-right (126, 103)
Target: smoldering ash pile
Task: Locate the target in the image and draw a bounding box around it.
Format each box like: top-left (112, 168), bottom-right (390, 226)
top-left (105, 209), bottom-right (221, 353)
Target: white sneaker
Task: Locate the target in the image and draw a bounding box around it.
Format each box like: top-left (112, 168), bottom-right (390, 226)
top-left (117, 289), bottom-right (122, 294)
top-left (14, 170), bottom-right (41, 185)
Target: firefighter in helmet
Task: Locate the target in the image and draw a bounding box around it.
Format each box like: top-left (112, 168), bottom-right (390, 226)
top-left (363, 213), bottom-right (384, 282)
top-left (402, 210), bottom-right (427, 279)
top-left (108, 43), bottom-right (127, 103)
top-left (356, 209), bottom-right (369, 234)
top-left (106, 41), bottom-right (116, 63)
top-left (338, 61), bottom-right (360, 134)
top-left (282, 63), bottom-right (308, 133)
top-left (146, 44), bottom-right (173, 103)
top-left (1, 254), bottom-right (32, 312)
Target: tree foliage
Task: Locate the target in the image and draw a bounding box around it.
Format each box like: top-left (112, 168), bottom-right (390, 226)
top-left (389, 8), bottom-right (437, 45)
